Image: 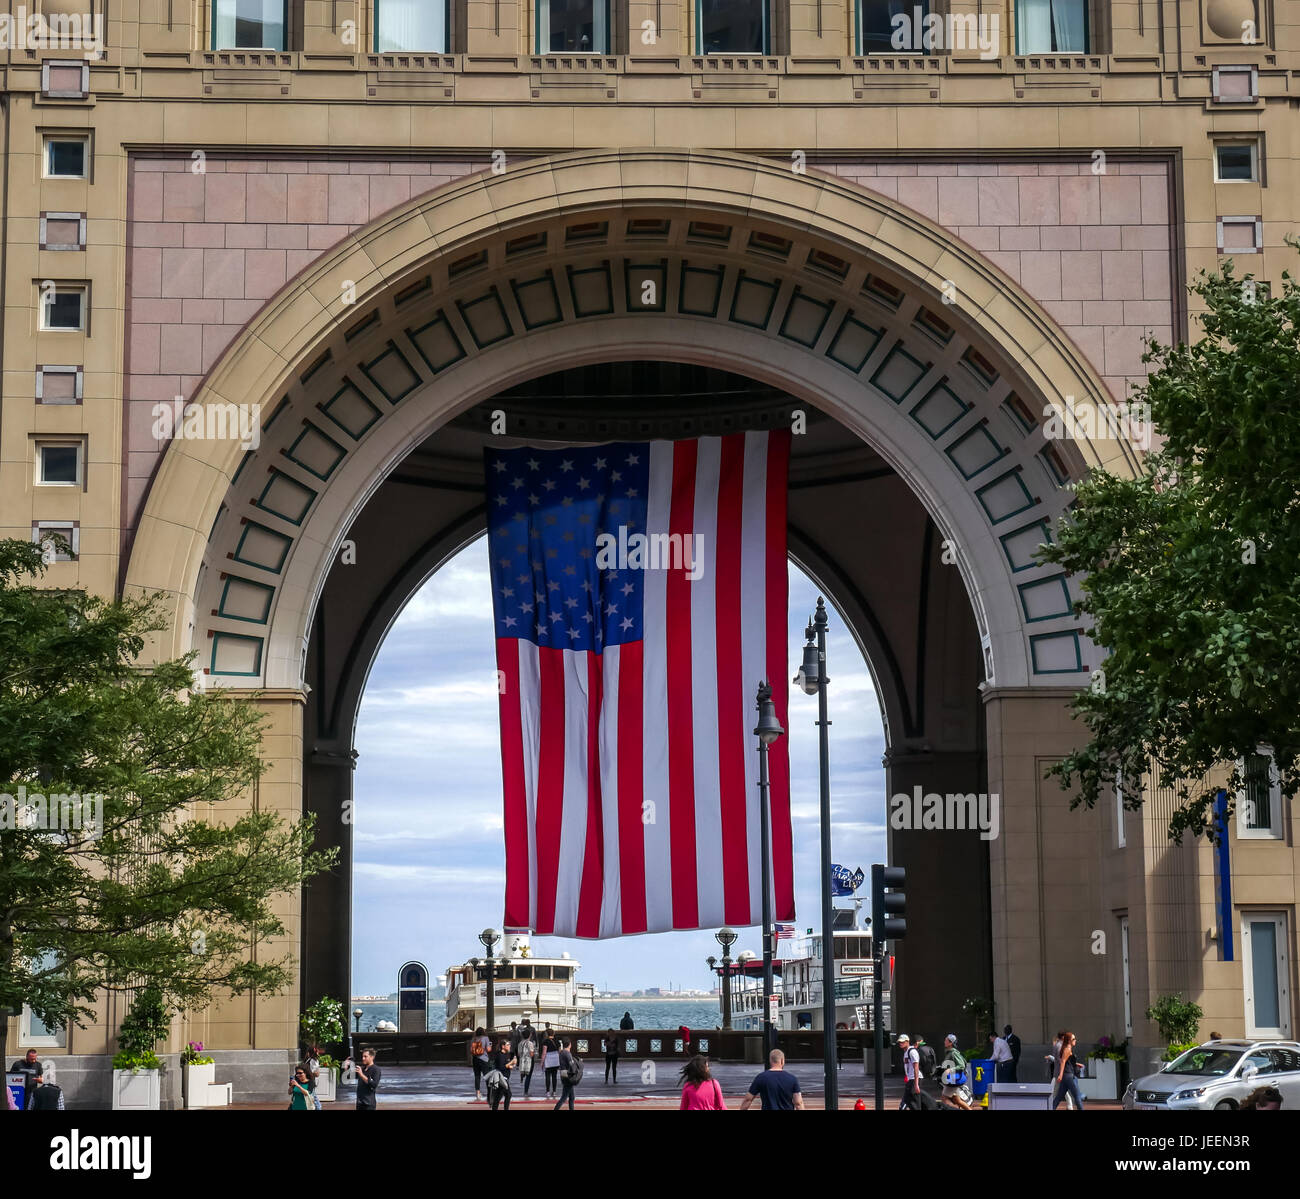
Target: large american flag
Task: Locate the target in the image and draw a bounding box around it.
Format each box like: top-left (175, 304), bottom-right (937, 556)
top-left (486, 431), bottom-right (794, 938)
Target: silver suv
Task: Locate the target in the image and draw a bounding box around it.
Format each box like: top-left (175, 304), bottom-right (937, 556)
top-left (1123, 1040), bottom-right (1300, 1110)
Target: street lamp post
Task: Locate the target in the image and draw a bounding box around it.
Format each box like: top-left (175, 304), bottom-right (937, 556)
top-left (479, 928), bottom-right (500, 1034)
top-left (754, 680), bottom-right (785, 1059)
top-left (715, 928), bottom-right (737, 1029)
top-left (796, 596), bottom-right (838, 1111)
top-left (350, 1007), bottom-right (363, 1058)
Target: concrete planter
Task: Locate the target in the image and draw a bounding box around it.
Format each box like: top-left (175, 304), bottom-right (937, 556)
top-left (1078, 1057), bottom-right (1121, 1100)
top-left (183, 1062), bottom-right (216, 1108)
top-left (112, 1067), bottom-right (161, 1110)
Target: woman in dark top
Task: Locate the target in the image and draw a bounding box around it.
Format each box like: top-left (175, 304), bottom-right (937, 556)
top-left (488, 1037), bottom-right (517, 1111)
top-left (541, 1031), bottom-right (560, 1098)
top-left (1051, 1030), bottom-right (1083, 1110)
top-left (604, 1029), bottom-right (621, 1083)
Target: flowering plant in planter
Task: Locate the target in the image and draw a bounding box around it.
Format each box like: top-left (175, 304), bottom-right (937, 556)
top-left (181, 1041), bottom-right (215, 1066)
top-left (1088, 1035), bottom-right (1129, 1061)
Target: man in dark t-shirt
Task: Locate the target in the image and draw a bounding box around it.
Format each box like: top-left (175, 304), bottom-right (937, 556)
top-left (9, 1050), bottom-right (42, 1109)
top-left (352, 1048), bottom-right (382, 1110)
top-left (740, 1049), bottom-right (804, 1110)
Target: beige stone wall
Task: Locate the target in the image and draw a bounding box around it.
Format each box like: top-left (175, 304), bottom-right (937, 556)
top-left (1, 0), bottom-right (1295, 1059)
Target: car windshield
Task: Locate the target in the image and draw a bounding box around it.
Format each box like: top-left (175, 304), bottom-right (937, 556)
top-left (1162, 1048), bottom-right (1243, 1076)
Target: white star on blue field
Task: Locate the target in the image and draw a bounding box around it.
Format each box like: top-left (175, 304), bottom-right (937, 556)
top-left (351, 538), bottom-right (888, 995)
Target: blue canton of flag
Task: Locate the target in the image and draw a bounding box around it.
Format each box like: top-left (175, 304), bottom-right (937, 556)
top-left (485, 443), bottom-right (651, 654)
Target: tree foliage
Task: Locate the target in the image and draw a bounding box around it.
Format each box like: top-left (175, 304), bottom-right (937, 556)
top-left (1040, 254), bottom-right (1300, 842)
top-left (0, 540), bottom-right (336, 1049)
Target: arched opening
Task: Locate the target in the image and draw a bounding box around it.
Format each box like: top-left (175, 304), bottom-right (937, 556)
top-left (303, 358), bottom-right (992, 1044)
top-left (349, 535), bottom-right (889, 1034)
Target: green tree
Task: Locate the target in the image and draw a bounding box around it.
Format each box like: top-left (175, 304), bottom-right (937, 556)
top-left (1040, 255), bottom-right (1300, 842)
top-left (0, 539), bottom-right (336, 1066)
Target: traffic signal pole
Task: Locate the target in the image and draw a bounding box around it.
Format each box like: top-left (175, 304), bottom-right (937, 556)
top-left (871, 863), bottom-right (906, 1111)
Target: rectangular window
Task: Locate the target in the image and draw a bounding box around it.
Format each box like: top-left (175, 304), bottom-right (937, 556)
top-left (1238, 748), bottom-right (1283, 838)
top-left (1015, 0), bottom-right (1088, 52)
top-left (1215, 142), bottom-right (1258, 183)
top-left (376, 0), bottom-right (449, 51)
top-left (1242, 913), bottom-right (1290, 1038)
top-left (44, 136), bottom-right (88, 179)
top-left (537, 0), bottom-right (610, 52)
top-left (213, 0), bottom-right (286, 49)
top-left (36, 440), bottom-right (84, 486)
top-left (858, 0), bottom-right (926, 53)
top-left (698, 0), bottom-right (768, 53)
top-left (41, 286), bottom-right (86, 331)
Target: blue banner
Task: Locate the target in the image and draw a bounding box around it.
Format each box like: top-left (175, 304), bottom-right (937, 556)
top-left (831, 865), bottom-right (865, 896)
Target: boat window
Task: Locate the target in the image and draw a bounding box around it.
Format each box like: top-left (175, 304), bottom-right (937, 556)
top-left (515, 965), bottom-right (534, 979)
top-left (534, 966), bottom-right (553, 980)
top-left (495, 966), bottom-right (514, 980)
top-left (553, 966), bottom-right (570, 980)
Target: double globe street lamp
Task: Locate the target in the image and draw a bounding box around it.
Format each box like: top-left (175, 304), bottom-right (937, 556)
top-left (795, 596), bottom-right (838, 1112)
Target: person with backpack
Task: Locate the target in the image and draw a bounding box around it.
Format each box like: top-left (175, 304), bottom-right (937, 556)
top-left (897, 1034), bottom-right (923, 1110)
top-left (553, 1036), bottom-right (582, 1110)
top-left (470, 1027), bottom-right (492, 1101)
top-left (938, 1034), bottom-right (974, 1110)
top-left (678, 1054), bottom-right (726, 1109)
top-left (1050, 1030), bottom-right (1084, 1110)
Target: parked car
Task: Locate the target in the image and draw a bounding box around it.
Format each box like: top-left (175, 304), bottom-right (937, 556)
top-left (1122, 1040), bottom-right (1300, 1110)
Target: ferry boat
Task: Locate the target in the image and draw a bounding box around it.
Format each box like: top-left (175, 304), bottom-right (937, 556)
top-left (716, 904), bottom-right (891, 1032)
top-left (444, 933), bottom-right (596, 1033)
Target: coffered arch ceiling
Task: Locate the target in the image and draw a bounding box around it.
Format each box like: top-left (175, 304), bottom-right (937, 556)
top-left (124, 148), bottom-right (1141, 693)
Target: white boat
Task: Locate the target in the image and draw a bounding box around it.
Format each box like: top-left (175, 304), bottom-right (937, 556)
top-left (718, 905), bottom-right (891, 1032)
top-left (444, 934), bottom-right (596, 1033)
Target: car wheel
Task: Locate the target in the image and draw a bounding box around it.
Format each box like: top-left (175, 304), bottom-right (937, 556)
top-left (1214, 1099), bottom-right (1236, 1111)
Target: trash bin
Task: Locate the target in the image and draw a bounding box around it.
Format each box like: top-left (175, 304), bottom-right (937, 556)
top-left (969, 1058), bottom-right (995, 1105)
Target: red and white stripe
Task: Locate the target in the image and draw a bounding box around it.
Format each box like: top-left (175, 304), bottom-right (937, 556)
top-left (496, 429), bottom-right (792, 937)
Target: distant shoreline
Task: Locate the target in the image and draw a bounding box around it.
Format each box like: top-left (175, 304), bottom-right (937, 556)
top-left (352, 994), bottom-right (717, 1003)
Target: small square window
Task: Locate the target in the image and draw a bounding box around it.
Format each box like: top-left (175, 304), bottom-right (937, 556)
top-left (35, 440), bottom-right (84, 487)
top-left (31, 522), bottom-right (79, 562)
top-left (1217, 216), bottom-right (1262, 255)
top-left (1215, 143), bottom-right (1257, 183)
top-left (40, 212), bottom-right (86, 251)
top-left (36, 365), bottom-right (83, 404)
top-left (41, 286), bottom-right (86, 331)
top-left (44, 137), bottom-right (88, 179)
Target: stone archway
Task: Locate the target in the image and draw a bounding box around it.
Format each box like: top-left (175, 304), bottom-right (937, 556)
top-left (125, 148), bottom-right (1143, 1058)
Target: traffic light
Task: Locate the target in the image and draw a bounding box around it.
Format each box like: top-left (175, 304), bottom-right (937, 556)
top-left (871, 863), bottom-right (906, 942)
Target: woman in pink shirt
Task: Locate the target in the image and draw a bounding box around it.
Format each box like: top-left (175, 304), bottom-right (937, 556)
top-left (679, 1055), bottom-right (726, 1110)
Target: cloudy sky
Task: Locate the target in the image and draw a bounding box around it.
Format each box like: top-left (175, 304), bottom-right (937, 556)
top-left (351, 539), bottom-right (888, 995)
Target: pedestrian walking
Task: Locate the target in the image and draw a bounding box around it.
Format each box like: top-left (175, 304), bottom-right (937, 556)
top-left (541, 1029), bottom-right (561, 1097)
top-left (678, 1055), bottom-right (726, 1109)
top-left (516, 1028), bottom-right (537, 1098)
top-left (897, 1033), bottom-right (922, 1111)
top-left (303, 1044), bottom-right (323, 1109)
top-left (938, 1034), bottom-right (974, 1110)
top-left (470, 1026), bottom-right (492, 1100)
top-left (989, 1030), bottom-right (1014, 1083)
top-left (739, 1048), bottom-right (803, 1110)
top-left (487, 1036), bottom-right (517, 1111)
top-left (1004, 1025), bottom-right (1021, 1083)
top-left (604, 1029), bottom-right (620, 1083)
top-left (553, 1036), bottom-right (582, 1110)
top-left (288, 1066), bottom-right (315, 1111)
top-left (1051, 1031), bottom-right (1083, 1110)
top-left (350, 1048), bottom-right (382, 1111)
top-left (1046, 1030), bottom-right (1076, 1108)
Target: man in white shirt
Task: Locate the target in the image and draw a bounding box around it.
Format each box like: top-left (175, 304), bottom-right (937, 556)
top-left (989, 1031), bottom-right (1014, 1082)
top-left (897, 1033), bottom-right (921, 1110)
